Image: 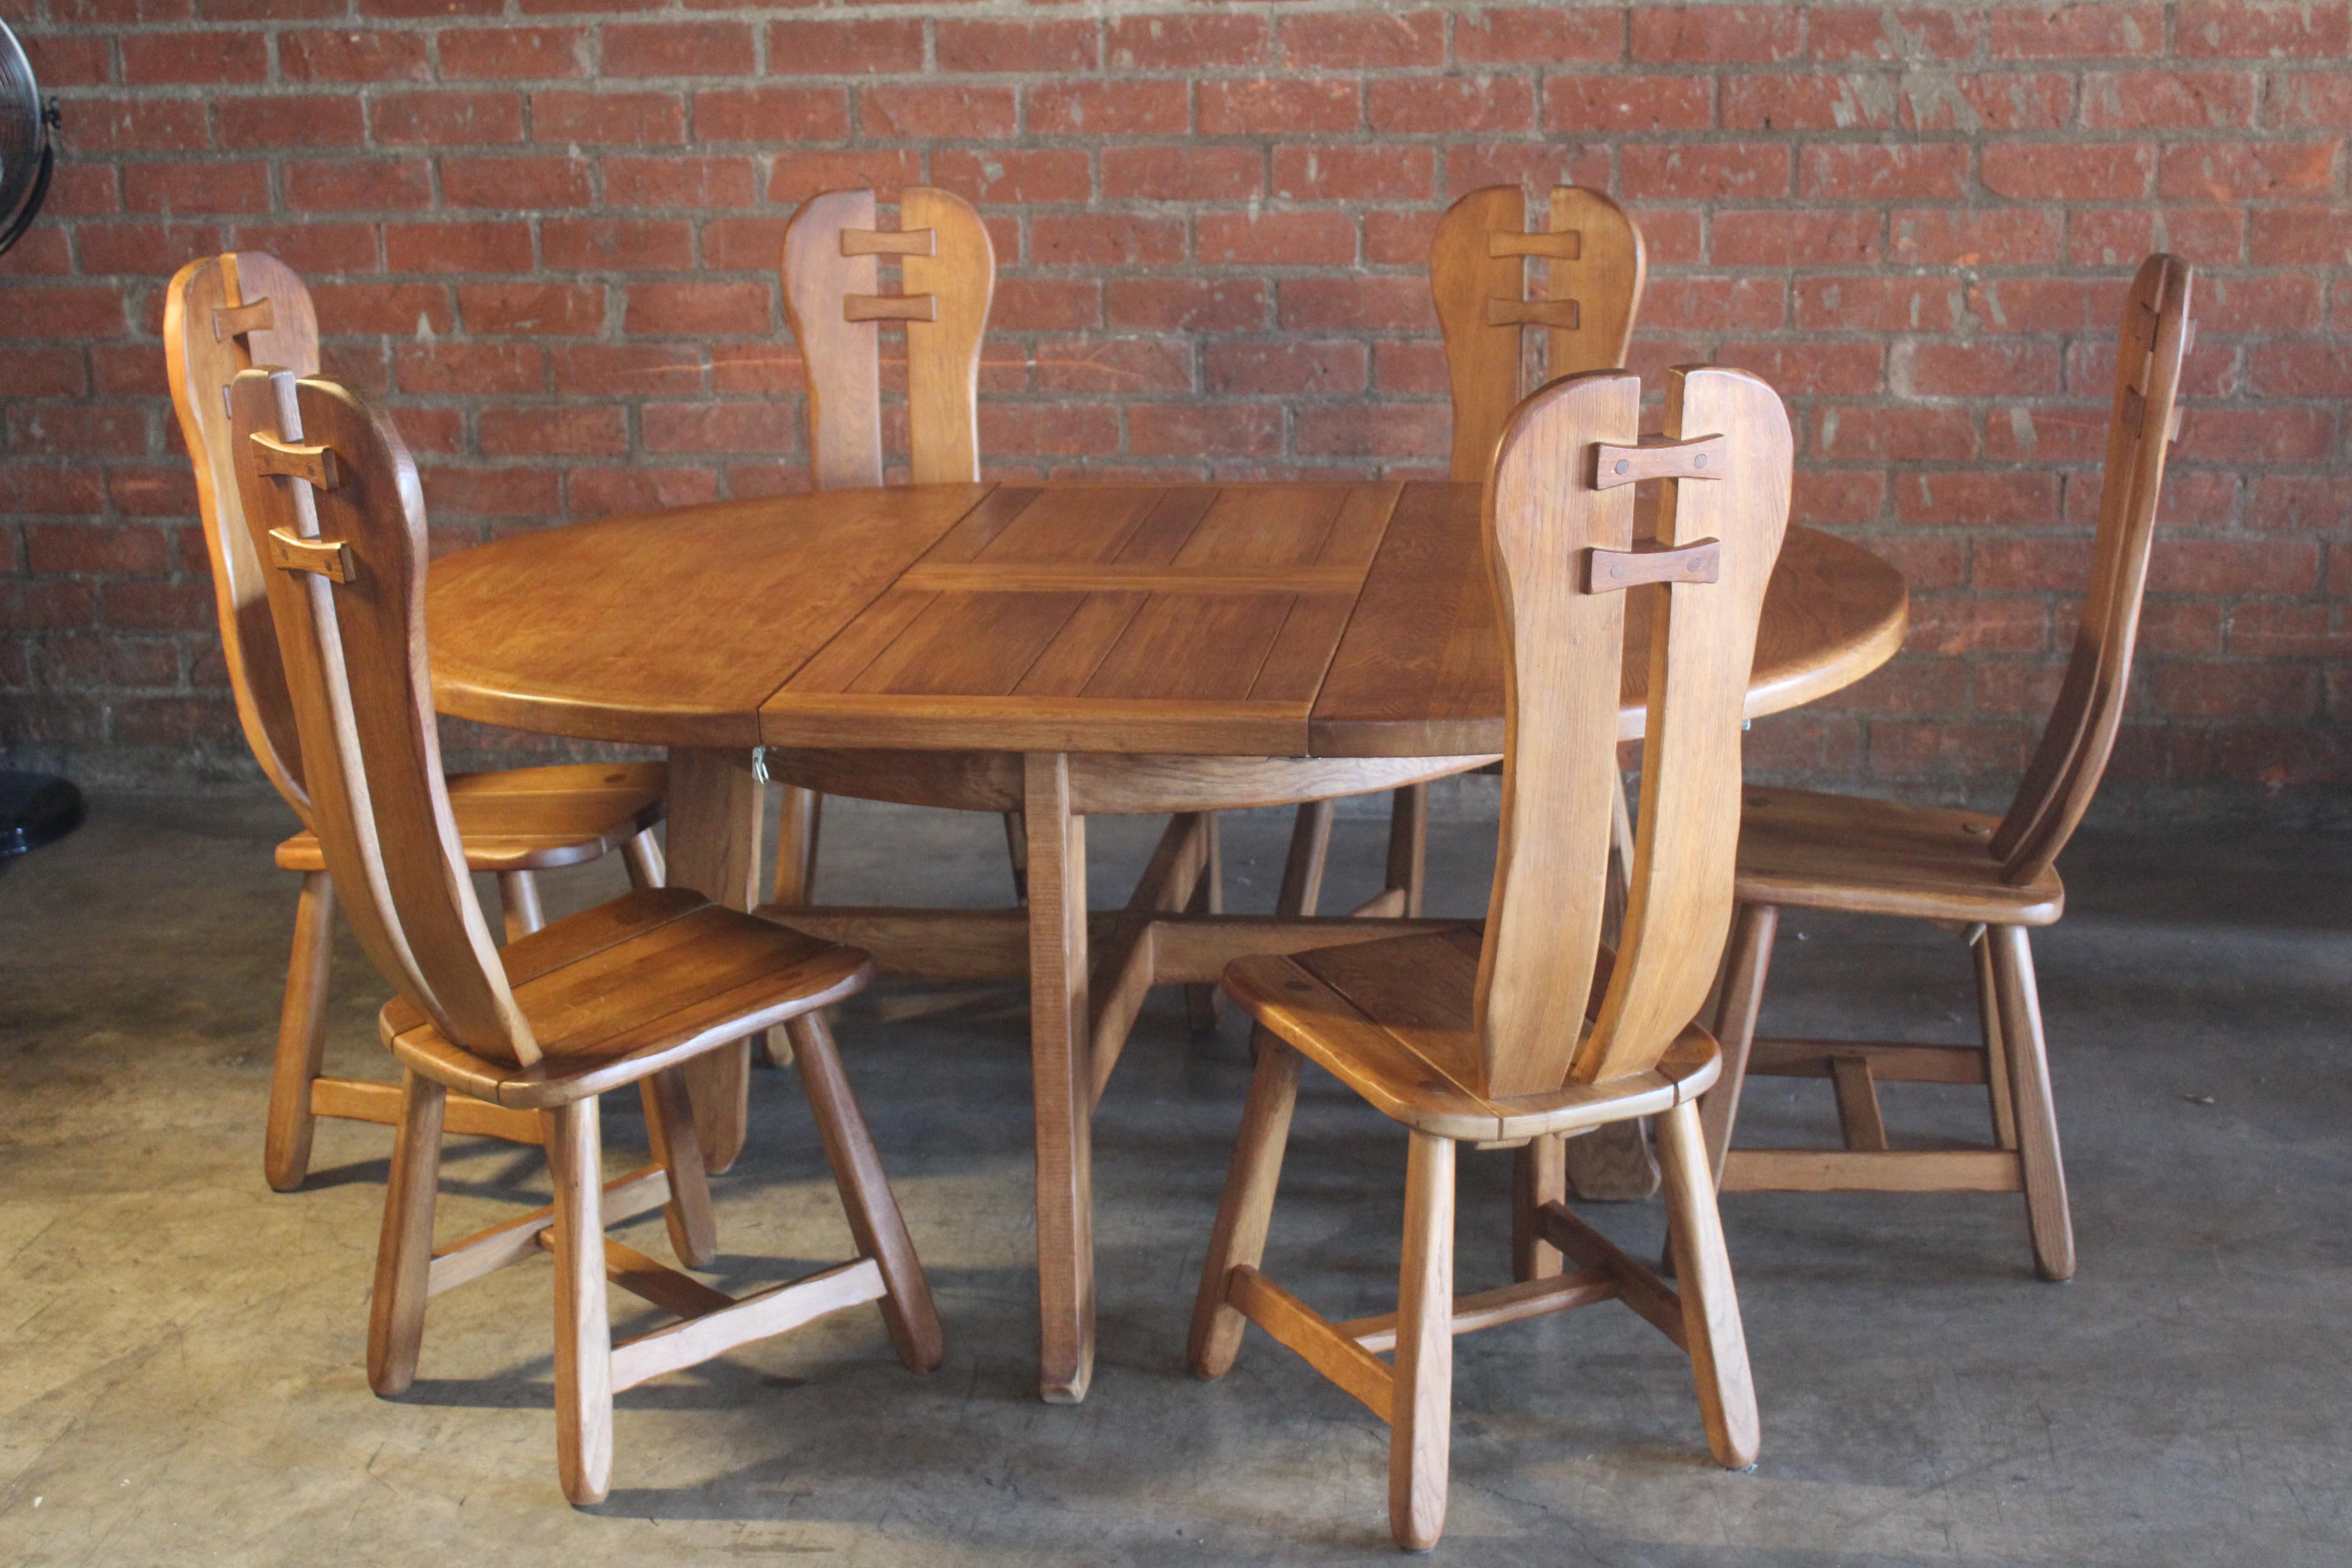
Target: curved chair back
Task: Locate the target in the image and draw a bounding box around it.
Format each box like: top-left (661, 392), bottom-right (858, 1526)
top-left (1475, 367), bottom-right (1792, 1096)
top-left (228, 368), bottom-right (536, 1068)
top-left (1991, 255), bottom-right (2194, 885)
top-left (782, 186), bottom-right (994, 489)
top-left (1432, 185), bottom-right (1645, 482)
top-left (163, 251), bottom-right (322, 818)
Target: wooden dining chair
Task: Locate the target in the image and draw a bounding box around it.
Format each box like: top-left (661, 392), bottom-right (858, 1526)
top-left (1192, 363), bottom-right (1788, 1550)
top-left (166, 251), bottom-right (671, 1191)
top-left (226, 365), bottom-right (943, 1505)
top-left (1697, 254), bottom-right (2195, 1282)
top-left (773, 186), bottom-right (1022, 902)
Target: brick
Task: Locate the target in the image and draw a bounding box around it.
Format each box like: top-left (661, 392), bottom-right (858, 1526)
top-left (102, 580), bottom-right (214, 632)
top-left (1985, 404), bottom-right (2108, 463)
top-left (1278, 276), bottom-right (1435, 333)
top-left (604, 154), bottom-right (757, 209)
top-left (1981, 141), bottom-right (2154, 200)
top-left (440, 27), bottom-right (585, 80)
top-left (938, 20), bottom-right (1098, 74)
top-left (1547, 73), bottom-right (1715, 131)
top-left (994, 278), bottom-right (1103, 332)
top-left (394, 343), bottom-right (543, 396)
top-left (479, 405), bottom-right (628, 457)
top-left (442, 155), bottom-right (594, 209)
top-left (2250, 475), bottom-right (2352, 532)
top-left (1028, 80), bottom-right (1189, 137)
top-left (0, 286), bottom-right (127, 338)
top-left (384, 222), bottom-right (531, 274)
top-left (286, 158), bottom-right (434, 213)
top-left (1890, 208), bottom-right (2063, 266)
top-left (1032, 214), bottom-right (1186, 269)
top-left (0, 226), bottom-right (70, 278)
top-left (311, 281), bottom-right (454, 335)
top-left (1624, 143), bottom-right (1793, 201)
top-left (542, 217), bottom-right (694, 271)
top-left (692, 86), bottom-right (851, 144)
top-left (2250, 342), bottom-right (2352, 399)
top-left (2177, 407), bottom-right (2337, 464)
top-left (1205, 340), bottom-right (1368, 397)
top-left (2190, 274), bottom-right (2323, 333)
top-left (2267, 71), bottom-right (2352, 127)
top-left (1633, 6), bottom-right (1805, 61)
top-left (121, 162), bottom-right (269, 215)
top-left (1455, 8), bottom-right (1624, 64)
top-left (19, 31), bottom-right (112, 87)
top-left (1200, 79), bottom-right (1359, 137)
top-left (534, 90), bottom-right (686, 145)
top-left (1715, 210), bottom-right (1882, 266)
top-left (2067, 206), bottom-right (2244, 266)
top-left (1282, 9), bottom-right (1446, 68)
top-left (1895, 470), bottom-right (2064, 527)
top-left (1443, 142), bottom-right (1612, 199)
top-left (567, 466), bottom-right (720, 519)
top-left (281, 29), bottom-right (431, 84)
top-left (978, 403), bottom-right (1123, 457)
top-left (1035, 336), bottom-right (1193, 395)
top-left (2251, 207), bottom-right (2352, 265)
top-left (418, 465), bottom-right (563, 520)
top-left (120, 30), bottom-right (265, 84)
top-left (1716, 340), bottom-right (1885, 396)
top-left (1723, 74), bottom-right (1901, 130)
top-left (1367, 77), bottom-right (1534, 135)
top-left (930, 149), bottom-right (1093, 206)
top-left (551, 343), bottom-right (703, 397)
top-left (6, 402), bottom-right (149, 458)
top-left (1271, 144), bottom-right (1434, 202)
top-left (1902, 73), bottom-right (2076, 131)
top-left (372, 91), bottom-right (524, 145)
top-left (1196, 211), bottom-right (1357, 268)
top-left (1107, 278), bottom-right (1267, 333)
top-left (1107, 146), bottom-right (1265, 203)
top-left (1108, 15), bottom-right (1268, 70)
top-left (78, 220), bottom-right (224, 276)
top-left (602, 22), bottom-right (756, 78)
top-left (1904, 594), bottom-right (2053, 654)
top-left (459, 283), bottom-right (603, 336)
top-left (768, 150), bottom-right (923, 205)
top-left (63, 98), bottom-right (206, 154)
top-left (2147, 663), bottom-right (2317, 720)
top-left (24, 523), bottom-right (170, 576)
top-left (711, 342), bottom-right (802, 396)
top-left (1904, 340), bottom-right (2064, 398)
top-left (1809, 6), bottom-right (1980, 61)
top-left (1642, 275), bottom-right (1788, 331)
top-left (2176, 0), bottom-right (2352, 56)
top-left (2160, 140), bottom-right (2339, 201)
top-left (2084, 69), bottom-right (2259, 127)
top-left (1128, 403), bottom-right (1283, 459)
top-left (7, 348), bottom-right (89, 399)
top-left (1295, 403), bottom-right (1449, 459)
top-left (768, 20), bottom-right (926, 76)
top-left (1801, 143), bottom-right (1971, 200)
top-left (1817, 406), bottom-right (1978, 461)
top-left (216, 96), bottom-right (367, 149)
top-left (625, 281), bottom-right (771, 337)
top-left (860, 85), bottom-right (1017, 141)
top-left (2228, 603), bottom-right (2349, 659)
top-left (1988, 4), bottom-right (2163, 57)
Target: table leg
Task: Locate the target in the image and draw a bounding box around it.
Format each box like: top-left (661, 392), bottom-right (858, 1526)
top-left (663, 747), bottom-right (764, 1175)
top-left (1024, 752), bottom-right (1094, 1404)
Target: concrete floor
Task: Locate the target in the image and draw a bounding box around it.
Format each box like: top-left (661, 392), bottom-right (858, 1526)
top-left (0, 792), bottom-right (2347, 1567)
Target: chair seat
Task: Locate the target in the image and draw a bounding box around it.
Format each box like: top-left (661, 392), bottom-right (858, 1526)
top-left (1221, 928), bottom-right (1719, 1143)
top-left (1735, 786), bottom-right (2063, 925)
top-left (276, 762), bottom-right (666, 873)
top-left (382, 887), bottom-right (869, 1109)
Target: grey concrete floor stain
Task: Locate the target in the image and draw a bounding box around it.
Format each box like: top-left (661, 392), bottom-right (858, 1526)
top-left (0, 794), bottom-right (2347, 1566)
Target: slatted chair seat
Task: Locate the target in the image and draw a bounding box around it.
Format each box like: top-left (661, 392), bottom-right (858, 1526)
top-left (275, 762), bottom-right (666, 874)
top-left (1223, 931), bottom-right (1718, 1144)
top-left (1733, 786), bottom-right (2063, 926)
top-left (382, 888), bottom-right (869, 1109)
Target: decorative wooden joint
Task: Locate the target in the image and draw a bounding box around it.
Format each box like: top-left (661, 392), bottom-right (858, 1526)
top-left (267, 527), bottom-right (355, 584)
top-left (1488, 229), bottom-right (1581, 260)
top-left (1485, 297), bottom-right (1579, 330)
top-left (841, 227), bottom-right (937, 259)
top-left (2120, 387), bottom-right (2147, 438)
top-left (1583, 539), bottom-right (1721, 594)
top-left (248, 431), bottom-right (339, 490)
top-left (212, 298), bottom-right (275, 342)
top-left (2166, 402), bottom-right (2184, 445)
top-left (2135, 300), bottom-right (2161, 349)
top-left (843, 293), bottom-right (939, 324)
top-left (1591, 433), bottom-right (1730, 490)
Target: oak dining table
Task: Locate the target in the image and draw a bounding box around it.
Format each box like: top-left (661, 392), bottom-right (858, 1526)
top-left (426, 475), bottom-right (1908, 1405)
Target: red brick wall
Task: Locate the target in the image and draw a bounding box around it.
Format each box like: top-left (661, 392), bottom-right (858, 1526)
top-left (2, 2), bottom-right (2346, 823)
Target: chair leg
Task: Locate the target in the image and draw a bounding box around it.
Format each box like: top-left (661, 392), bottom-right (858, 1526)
top-left (265, 871), bottom-right (336, 1193)
top-left (642, 1067), bottom-right (716, 1270)
top-left (544, 1098), bottom-right (614, 1507)
top-left (621, 828), bottom-right (665, 891)
top-left (1187, 1038), bottom-right (1304, 1379)
top-left (1510, 1133), bottom-right (1566, 1282)
top-left (1699, 902), bottom-right (1779, 1181)
top-left (367, 1070), bottom-right (445, 1397)
top-left (1987, 925), bottom-right (2075, 1281)
top-left (1183, 813), bottom-right (1225, 1031)
top-left (1974, 927), bottom-right (2019, 1150)
top-left (1383, 782), bottom-right (1429, 917)
top-left (1656, 1099), bottom-right (1760, 1470)
top-left (496, 870), bottom-right (545, 942)
top-left (1000, 808), bottom-right (1029, 904)
top-left (1389, 1128), bottom-right (1455, 1552)
top-left (787, 1009), bottom-right (946, 1373)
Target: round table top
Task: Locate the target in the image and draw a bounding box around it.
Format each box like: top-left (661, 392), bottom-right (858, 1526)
top-left (429, 480), bottom-right (1906, 757)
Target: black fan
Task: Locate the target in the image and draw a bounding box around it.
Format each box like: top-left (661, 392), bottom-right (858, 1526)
top-left (0, 17), bottom-right (77, 862)
top-left (0, 19), bottom-right (59, 260)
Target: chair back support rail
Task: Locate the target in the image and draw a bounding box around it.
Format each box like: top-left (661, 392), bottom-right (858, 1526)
top-left (1432, 185), bottom-right (1645, 482)
top-left (228, 367), bottom-right (538, 1068)
top-left (163, 252), bottom-right (323, 819)
top-left (1475, 365), bottom-right (1792, 1098)
top-left (782, 186), bottom-right (994, 490)
top-left (1990, 253), bottom-right (2195, 885)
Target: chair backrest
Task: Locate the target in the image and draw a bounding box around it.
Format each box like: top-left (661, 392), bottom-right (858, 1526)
top-left (1475, 366), bottom-right (1792, 1096)
top-left (1432, 185), bottom-right (1645, 482)
top-left (781, 186), bottom-right (994, 490)
top-left (227, 367), bottom-right (536, 1068)
top-left (163, 251), bottom-right (323, 820)
top-left (1990, 254), bottom-right (2194, 886)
